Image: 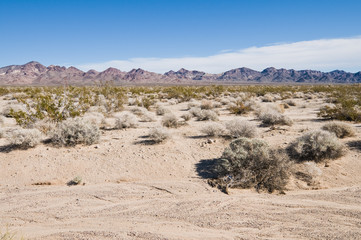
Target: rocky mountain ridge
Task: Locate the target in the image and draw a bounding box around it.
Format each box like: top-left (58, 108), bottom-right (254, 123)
top-left (0, 61), bottom-right (360, 85)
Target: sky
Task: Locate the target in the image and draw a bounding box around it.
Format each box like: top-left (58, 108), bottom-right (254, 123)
top-left (1, 0), bottom-right (361, 73)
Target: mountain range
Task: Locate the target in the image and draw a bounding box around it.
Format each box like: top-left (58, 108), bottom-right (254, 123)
top-left (0, 61), bottom-right (360, 85)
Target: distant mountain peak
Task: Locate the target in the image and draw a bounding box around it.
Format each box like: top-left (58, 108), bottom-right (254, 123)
top-left (0, 61), bottom-right (360, 85)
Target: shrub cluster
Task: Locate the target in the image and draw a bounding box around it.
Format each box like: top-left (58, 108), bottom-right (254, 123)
top-left (50, 118), bottom-right (100, 146)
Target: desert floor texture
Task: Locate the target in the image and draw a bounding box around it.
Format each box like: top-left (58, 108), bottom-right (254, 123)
top-left (1, 94), bottom-right (361, 239)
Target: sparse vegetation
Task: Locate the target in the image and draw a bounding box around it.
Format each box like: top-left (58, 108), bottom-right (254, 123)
top-left (114, 112), bottom-right (138, 129)
top-left (148, 127), bottom-right (170, 143)
top-left (228, 101), bottom-right (252, 115)
top-left (287, 130), bottom-right (345, 162)
top-left (0, 228), bottom-right (24, 240)
top-left (7, 128), bottom-right (42, 149)
top-left (180, 112), bottom-right (192, 121)
top-left (322, 122), bottom-right (355, 138)
top-left (162, 113), bottom-right (178, 128)
top-left (155, 105), bottom-right (169, 116)
top-left (50, 118), bottom-right (100, 146)
top-left (225, 119), bottom-right (257, 138)
top-left (258, 109), bottom-right (293, 126)
top-left (200, 100), bottom-right (214, 110)
top-left (201, 122), bottom-right (227, 137)
top-left (67, 176), bottom-right (82, 186)
top-left (212, 138), bottom-right (291, 193)
top-left (196, 110), bottom-right (219, 121)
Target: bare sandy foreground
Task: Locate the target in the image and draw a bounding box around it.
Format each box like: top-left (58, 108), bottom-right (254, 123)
top-left (1, 97), bottom-right (361, 239)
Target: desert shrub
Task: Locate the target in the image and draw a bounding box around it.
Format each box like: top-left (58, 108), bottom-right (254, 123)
top-left (225, 119), bottom-right (257, 138)
top-left (318, 103), bottom-right (361, 122)
top-left (258, 109), bottom-right (292, 126)
top-left (83, 112), bottom-right (105, 126)
top-left (228, 101), bottom-right (252, 115)
top-left (167, 99), bottom-right (178, 105)
top-left (321, 122), bottom-right (355, 138)
top-left (33, 119), bottom-right (57, 134)
top-left (285, 99), bottom-right (296, 106)
top-left (220, 98), bottom-right (230, 105)
top-left (148, 127), bottom-right (170, 143)
top-left (50, 118), bottom-right (100, 146)
top-left (287, 130), bottom-right (345, 162)
top-left (137, 97), bottom-right (155, 110)
top-left (180, 112), bottom-right (192, 121)
top-left (162, 113), bottom-right (178, 128)
top-left (189, 107), bottom-right (202, 117)
top-left (2, 104), bottom-right (26, 117)
top-left (139, 110), bottom-right (156, 122)
top-left (201, 122), bottom-right (227, 137)
top-left (101, 117), bottom-right (116, 130)
top-left (114, 112), bottom-right (138, 129)
top-left (7, 128), bottom-right (42, 149)
top-left (67, 176), bottom-right (82, 186)
top-left (87, 105), bottom-right (107, 114)
top-left (214, 138), bottom-right (291, 193)
top-left (200, 100), bottom-right (214, 110)
top-left (196, 110), bottom-right (219, 121)
top-left (130, 107), bottom-right (146, 116)
top-left (187, 101), bottom-right (200, 110)
top-left (255, 104), bottom-right (285, 116)
top-left (213, 101), bottom-right (222, 108)
top-left (128, 98), bottom-right (137, 106)
top-left (261, 93), bottom-right (275, 102)
top-left (155, 105), bottom-right (169, 116)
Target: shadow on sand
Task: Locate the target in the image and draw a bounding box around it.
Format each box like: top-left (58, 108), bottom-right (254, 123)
top-left (195, 158), bottom-right (222, 179)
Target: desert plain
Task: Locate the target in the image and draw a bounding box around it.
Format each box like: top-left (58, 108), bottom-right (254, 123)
top-left (0, 85), bottom-right (361, 240)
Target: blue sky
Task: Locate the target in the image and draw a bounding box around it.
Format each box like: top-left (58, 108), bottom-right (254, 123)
top-left (1, 0), bottom-right (361, 73)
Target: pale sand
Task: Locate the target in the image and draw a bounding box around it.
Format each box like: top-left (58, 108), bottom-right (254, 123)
top-left (1, 97), bottom-right (361, 239)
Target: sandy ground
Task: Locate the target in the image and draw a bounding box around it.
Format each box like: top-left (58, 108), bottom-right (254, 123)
top-left (1, 96), bottom-right (361, 239)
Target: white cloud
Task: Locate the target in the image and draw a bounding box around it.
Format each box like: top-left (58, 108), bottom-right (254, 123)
top-left (77, 36), bottom-right (361, 73)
